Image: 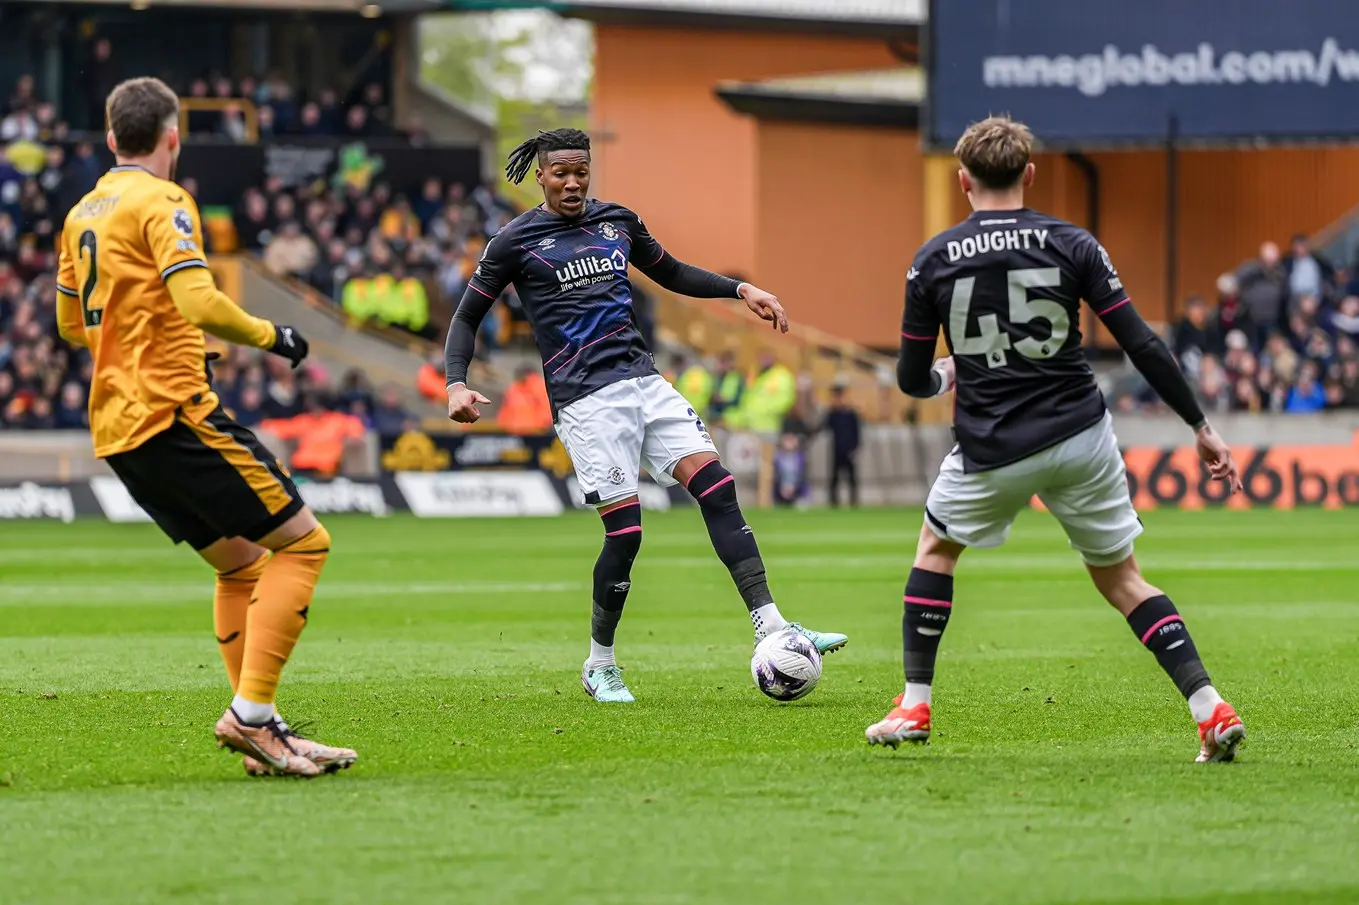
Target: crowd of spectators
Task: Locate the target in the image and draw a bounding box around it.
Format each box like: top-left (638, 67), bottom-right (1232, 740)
top-left (239, 161), bottom-right (580, 368)
top-left (182, 73), bottom-right (428, 146)
top-left (1119, 235), bottom-right (1359, 415)
top-left (245, 172), bottom-right (520, 347)
top-left (18, 45), bottom-right (1359, 444)
top-left (206, 344), bottom-right (418, 476)
top-left (59, 34), bottom-right (425, 144)
top-left (1, 74), bottom-right (94, 430)
top-left (0, 68), bottom-right (435, 446)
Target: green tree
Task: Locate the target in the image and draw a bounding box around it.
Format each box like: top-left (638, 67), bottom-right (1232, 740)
top-left (420, 10), bottom-right (593, 202)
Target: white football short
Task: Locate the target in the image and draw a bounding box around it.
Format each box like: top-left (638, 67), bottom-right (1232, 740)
top-left (554, 374), bottom-right (717, 505)
top-left (924, 412), bottom-right (1142, 565)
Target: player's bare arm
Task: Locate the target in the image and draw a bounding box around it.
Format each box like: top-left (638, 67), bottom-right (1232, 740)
top-left (736, 283), bottom-right (788, 332)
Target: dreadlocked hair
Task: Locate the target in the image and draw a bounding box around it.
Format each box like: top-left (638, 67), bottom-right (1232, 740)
top-left (505, 128), bottom-right (592, 185)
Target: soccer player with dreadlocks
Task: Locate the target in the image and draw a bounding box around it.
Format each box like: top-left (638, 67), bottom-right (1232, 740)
top-left (445, 129), bottom-right (847, 702)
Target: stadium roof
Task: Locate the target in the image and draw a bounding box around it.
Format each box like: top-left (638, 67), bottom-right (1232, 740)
top-left (561, 0), bottom-right (922, 23)
top-left (716, 66), bottom-right (922, 129)
top-left (34, 0), bottom-right (444, 10)
top-left (552, 0), bottom-right (921, 35)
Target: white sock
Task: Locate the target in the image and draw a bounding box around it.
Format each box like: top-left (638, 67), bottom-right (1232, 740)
top-left (903, 683), bottom-right (932, 708)
top-left (1187, 685), bottom-right (1225, 723)
top-left (231, 695), bottom-right (274, 725)
top-left (587, 640), bottom-right (615, 669)
top-left (751, 603), bottom-right (787, 637)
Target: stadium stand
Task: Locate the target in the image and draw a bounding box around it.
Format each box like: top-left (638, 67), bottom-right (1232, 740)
top-left (1113, 236), bottom-right (1359, 415)
top-left (0, 56), bottom-right (539, 452)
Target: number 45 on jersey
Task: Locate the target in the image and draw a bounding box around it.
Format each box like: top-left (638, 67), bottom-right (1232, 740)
top-left (949, 267), bottom-right (1070, 369)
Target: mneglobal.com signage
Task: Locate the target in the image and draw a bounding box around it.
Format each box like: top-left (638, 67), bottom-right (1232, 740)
top-left (927, 0), bottom-right (1359, 146)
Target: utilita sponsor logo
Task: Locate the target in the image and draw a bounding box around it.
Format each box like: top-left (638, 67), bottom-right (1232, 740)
top-left (556, 250), bottom-right (627, 290)
top-left (0, 482), bottom-right (76, 522)
top-left (296, 478), bottom-right (389, 516)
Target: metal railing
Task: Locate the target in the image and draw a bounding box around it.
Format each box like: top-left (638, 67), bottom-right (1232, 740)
top-left (179, 97), bottom-right (260, 143)
top-left (641, 274), bottom-right (953, 425)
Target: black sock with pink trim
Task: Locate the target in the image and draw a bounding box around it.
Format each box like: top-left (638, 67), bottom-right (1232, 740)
top-left (591, 501), bottom-right (642, 646)
top-left (685, 461), bottom-right (770, 613)
top-left (903, 568), bottom-right (954, 685)
top-left (1125, 595), bottom-right (1211, 698)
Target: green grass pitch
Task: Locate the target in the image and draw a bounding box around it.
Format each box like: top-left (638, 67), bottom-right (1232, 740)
top-left (3, 506), bottom-right (1359, 904)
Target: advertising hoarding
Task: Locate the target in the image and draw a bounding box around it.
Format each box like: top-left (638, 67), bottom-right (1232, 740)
top-left (927, 0), bottom-right (1359, 148)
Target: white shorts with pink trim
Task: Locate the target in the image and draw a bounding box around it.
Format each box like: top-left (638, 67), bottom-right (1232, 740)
top-left (554, 374), bottom-right (717, 506)
top-left (924, 412), bottom-right (1143, 566)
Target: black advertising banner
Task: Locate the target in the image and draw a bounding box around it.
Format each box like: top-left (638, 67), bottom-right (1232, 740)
top-left (0, 482), bottom-right (98, 522)
top-left (380, 431), bottom-right (570, 475)
top-left (379, 431), bottom-right (694, 511)
top-left (67, 140), bottom-right (481, 207)
top-left (928, 0), bottom-right (1359, 147)
top-left (258, 140), bottom-right (481, 198)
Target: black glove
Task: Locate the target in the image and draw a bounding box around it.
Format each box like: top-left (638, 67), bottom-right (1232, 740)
top-left (204, 350), bottom-right (222, 384)
top-left (268, 324), bottom-right (309, 369)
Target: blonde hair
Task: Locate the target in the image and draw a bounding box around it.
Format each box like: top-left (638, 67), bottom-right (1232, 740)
top-left (953, 115), bottom-right (1033, 190)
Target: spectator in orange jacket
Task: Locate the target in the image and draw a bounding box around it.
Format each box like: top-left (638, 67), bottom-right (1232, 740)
top-left (496, 366), bottom-right (552, 435)
top-left (261, 393), bottom-right (366, 478)
top-left (417, 352), bottom-right (446, 403)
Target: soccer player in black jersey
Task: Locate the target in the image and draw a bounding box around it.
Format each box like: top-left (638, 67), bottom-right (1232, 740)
top-left (865, 116), bottom-right (1246, 762)
top-left (444, 129), bottom-right (847, 702)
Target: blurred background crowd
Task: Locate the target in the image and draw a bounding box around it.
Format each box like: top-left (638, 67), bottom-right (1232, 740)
top-left (1112, 235), bottom-right (1359, 415)
top-left (245, 172), bottom-right (518, 344)
top-left (7, 17), bottom-right (1359, 510)
top-left (0, 46), bottom-right (538, 440)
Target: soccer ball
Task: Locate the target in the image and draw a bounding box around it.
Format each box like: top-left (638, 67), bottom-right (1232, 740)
top-left (751, 629), bottom-right (822, 702)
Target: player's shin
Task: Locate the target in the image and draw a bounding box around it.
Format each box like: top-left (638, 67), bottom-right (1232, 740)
top-left (1125, 595), bottom-right (1223, 721)
top-left (684, 460), bottom-right (784, 634)
top-left (235, 524), bottom-right (331, 724)
top-left (214, 553), bottom-right (270, 691)
top-left (903, 568), bottom-right (954, 706)
top-left (590, 501), bottom-right (642, 668)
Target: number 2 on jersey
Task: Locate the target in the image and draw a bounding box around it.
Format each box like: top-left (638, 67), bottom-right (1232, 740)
top-left (948, 267), bottom-right (1068, 369)
top-left (78, 229), bottom-right (103, 327)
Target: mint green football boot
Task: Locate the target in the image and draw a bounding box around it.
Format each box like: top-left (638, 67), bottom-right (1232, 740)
top-left (786, 623), bottom-right (848, 655)
top-left (581, 662), bottom-right (636, 703)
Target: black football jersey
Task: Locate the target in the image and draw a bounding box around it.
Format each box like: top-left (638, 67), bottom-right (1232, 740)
top-left (469, 199), bottom-right (661, 414)
top-left (902, 208), bottom-right (1128, 471)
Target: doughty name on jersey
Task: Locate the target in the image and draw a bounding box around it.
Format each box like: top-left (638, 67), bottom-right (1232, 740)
top-left (946, 226), bottom-right (1051, 262)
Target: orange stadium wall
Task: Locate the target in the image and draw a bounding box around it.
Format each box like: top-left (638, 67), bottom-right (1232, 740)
top-left (1075, 146), bottom-right (1359, 342)
top-left (753, 139), bottom-right (1359, 350)
top-left (589, 24), bottom-right (899, 279)
top-left (591, 24), bottom-right (1359, 349)
top-left (752, 121), bottom-right (922, 347)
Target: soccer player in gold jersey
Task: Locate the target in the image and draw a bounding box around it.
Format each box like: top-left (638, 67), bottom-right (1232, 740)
top-left (57, 77), bottom-right (354, 778)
